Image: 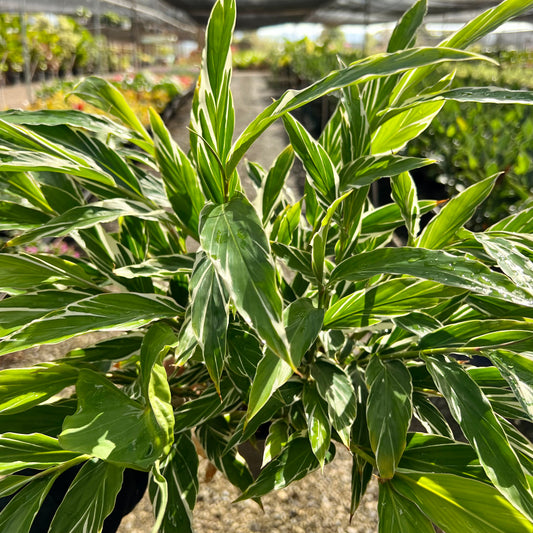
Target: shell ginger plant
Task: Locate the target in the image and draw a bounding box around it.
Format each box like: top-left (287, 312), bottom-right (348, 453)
top-left (1, 0), bottom-right (533, 531)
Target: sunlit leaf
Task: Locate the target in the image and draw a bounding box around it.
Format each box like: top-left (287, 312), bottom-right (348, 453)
top-left (311, 358), bottom-right (357, 448)
top-left (393, 471), bottom-right (533, 533)
top-left (49, 459), bottom-right (124, 533)
top-left (425, 354), bottom-right (533, 521)
top-left (235, 437), bottom-right (335, 501)
top-left (331, 247), bottom-right (533, 308)
top-left (0, 293), bottom-right (182, 356)
top-left (418, 175), bottom-right (497, 249)
top-left (378, 480), bottom-right (434, 533)
top-left (190, 253), bottom-right (229, 390)
top-left (200, 194), bottom-right (290, 366)
top-left (366, 357), bottom-right (412, 479)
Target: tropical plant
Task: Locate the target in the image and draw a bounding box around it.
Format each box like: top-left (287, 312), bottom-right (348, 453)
top-left (1, 1), bottom-right (533, 532)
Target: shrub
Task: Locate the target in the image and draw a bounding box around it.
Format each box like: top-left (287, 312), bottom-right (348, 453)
top-left (1, 0), bottom-right (533, 531)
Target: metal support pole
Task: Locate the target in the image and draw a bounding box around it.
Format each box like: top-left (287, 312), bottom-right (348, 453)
top-left (362, 0), bottom-right (370, 57)
top-left (20, 7), bottom-right (33, 103)
top-left (94, 0), bottom-right (104, 74)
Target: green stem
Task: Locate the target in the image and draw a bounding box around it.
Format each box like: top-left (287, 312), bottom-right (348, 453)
top-left (350, 444), bottom-right (376, 467)
top-left (380, 347), bottom-right (481, 361)
top-left (30, 454), bottom-right (91, 481)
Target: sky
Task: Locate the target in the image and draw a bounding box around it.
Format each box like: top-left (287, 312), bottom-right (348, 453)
top-left (255, 20), bottom-right (533, 46)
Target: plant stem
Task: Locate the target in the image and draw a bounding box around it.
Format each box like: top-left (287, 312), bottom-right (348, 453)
top-left (30, 454), bottom-right (92, 481)
top-left (350, 444), bottom-right (376, 467)
top-left (379, 347), bottom-right (481, 361)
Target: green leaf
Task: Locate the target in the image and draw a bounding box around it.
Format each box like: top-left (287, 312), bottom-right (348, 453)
top-left (331, 247), bottom-right (533, 308)
top-left (0, 201), bottom-right (51, 230)
top-left (491, 206), bottom-right (533, 233)
top-left (311, 358), bottom-right (357, 448)
top-left (235, 437), bottom-right (335, 501)
top-left (419, 319), bottom-right (533, 350)
top-left (0, 290), bottom-right (89, 336)
top-left (338, 84), bottom-right (370, 162)
top-left (138, 322), bottom-right (176, 446)
top-left (0, 293), bottom-right (182, 356)
top-left (340, 155), bottom-right (434, 191)
top-left (486, 350), bottom-right (533, 420)
top-left (0, 253), bottom-right (98, 292)
top-left (270, 201), bottom-right (301, 245)
top-left (411, 393), bottom-right (453, 439)
top-left (174, 379), bottom-right (241, 433)
top-left (324, 278), bottom-right (462, 329)
top-left (351, 455), bottom-right (373, 517)
top-left (66, 334), bottom-right (143, 363)
top-left (190, 0), bottom-right (236, 202)
top-left (378, 481), bottom-right (434, 533)
top-left (387, 87), bottom-right (533, 120)
top-left (271, 242), bottom-right (314, 280)
top-left (190, 253), bottom-right (229, 390)
top-left (150, 462), bottom-right (169, 533)
top-left (149, 109), bottom-right (204, 237)
top-left (0, 433), bottom-right (81, 475)
top-left (149, 432), bottom-right (198, 533)
top-left (392, 472), bottom-right (533, 533)
top-left (247, 349), bottom-right (293, 423)
top-left (361, 200), bottom-right (438, 235)
top-left (0, 363), bottom-right (78, 415)
top-left (366, 357), bottom-right (412, 479)
top-left (424, 354), bottom-right (533, 521)
top-left (68, 76), bottom-right (150, 142)
top-left (0, 474), bottom-right (35, 500)
top-left (1, 171), bottom-right (53, 214)
top-left (418, 175), bottom-right (497, 249)
top-left (282, 113), bottom-right (339, 207)
top-left (262, 145), bottom-right (294, 223)
top-left (247, 161), bottom-right (265, 188)
top-left (113, 255), bottom-right (194, 279)
top-left (0, 399), bottom-right (76, 437)
top-left (399, 432), bottom-right (485, 480)
top-left (200, 194), bottom-right (290, 366)
top-left (390, 171), bottom-right (419, 243)
top-left (475, 234), bottom-right (533, 294)
top-left (225, 382), bottom-right (301, 453)
top-left (262, 419), bottom-right (289, 466)
top-left (0, 472), bottom-right (60, 531)
top-left (59, 367), bottom-right (173, 470)
top-left (444, 0), bottom-right (533, 50)
top-left (228, 47), bottom-right (488, 174)
top-left (302, 381), bottom-right (331, 467)
top-left (311, 191), bottom-right (351, 283)
top-left (387, 0), bottom-right (427, 52)
top-left (0, 109), bottom-right (132, 138)
top-left (49, 459), bottom-right (124, 533)
top-left (390, 0), bottom-right (533, 102)
top-left (0, 127), bottom-right (121, 192)
top-left (7, 199), bottom-right (173, 247)
top-left (284, 298), bottom-right (324, 364)
top-left (226, 325), bottom-right (264, 382)
top-left (196, 416), bottom-right (255, 496)
top-left (372, 100), bottom-right (444, 154)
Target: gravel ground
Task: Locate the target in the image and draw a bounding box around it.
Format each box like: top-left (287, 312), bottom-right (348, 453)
top-left (118, 447), bottom-right (379, 533)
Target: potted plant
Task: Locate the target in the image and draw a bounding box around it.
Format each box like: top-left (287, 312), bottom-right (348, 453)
top-left (0, 0), bottom-right (533, 531)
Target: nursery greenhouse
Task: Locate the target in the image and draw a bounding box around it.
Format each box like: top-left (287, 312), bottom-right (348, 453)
top-left (1, 1), bottom-right (533, 533)
top-left (3, 0), bottom-right (533, 27)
